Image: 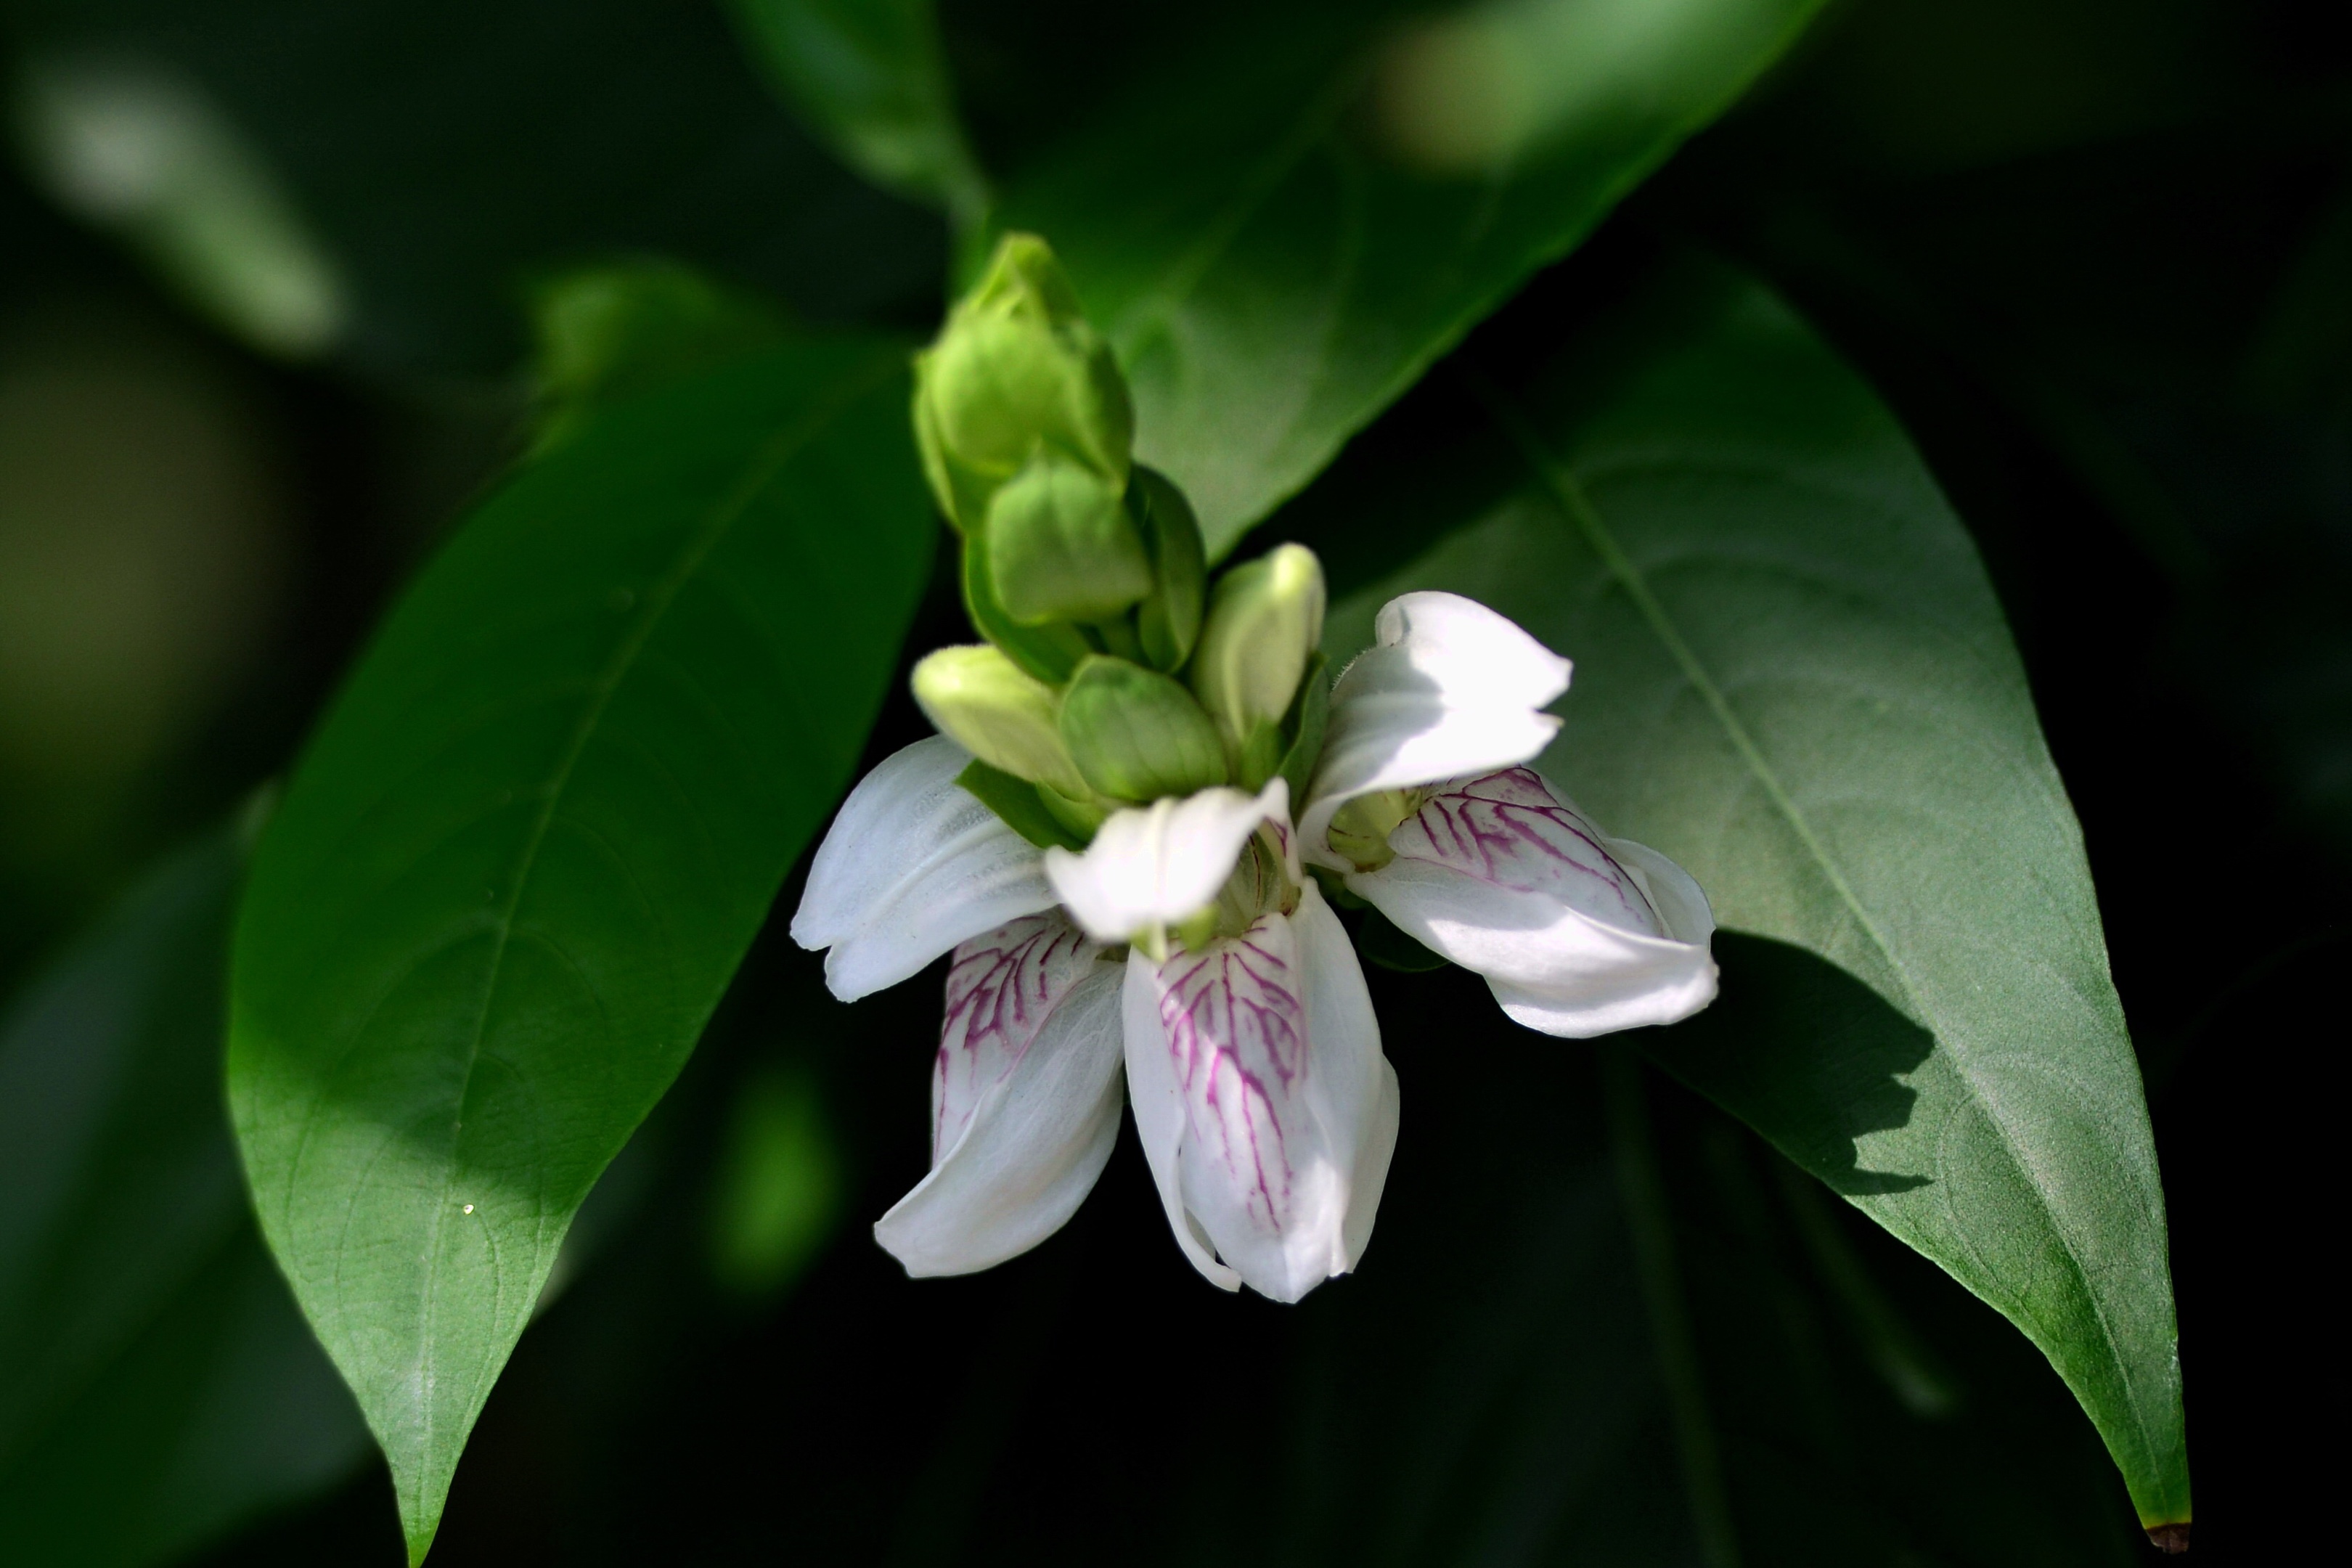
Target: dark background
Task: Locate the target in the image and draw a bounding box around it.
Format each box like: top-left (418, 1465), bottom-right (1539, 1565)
top-left (1, 1), bottom-right (2340, 1562)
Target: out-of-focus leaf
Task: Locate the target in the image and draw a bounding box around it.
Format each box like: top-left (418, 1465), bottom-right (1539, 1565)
top-left (727, 0), bottom-right (987, 223)
top-left (1320, 258), bottom-right (2186, 1533)
top-left (0, 830), bottom-right (367, 1568)
top-left (979, 0), bottom-right (1830, 555)
top-left (706, 1062), bottom-right (842, 1300)
top-left (7, 0), bottom-right (942, 375)
top-left (227, 338), bottom-right (933, 1561)
top-left (526, 260), bottom-right (793, 454)
top-left (12, 54), bottom-right (347, 359)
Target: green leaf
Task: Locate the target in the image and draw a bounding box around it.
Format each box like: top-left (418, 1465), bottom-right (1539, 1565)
top-left (984, 0), bottom-right (1830, 555)
top-left (1, 830), bottom-right (367, 1567)
top-left (526, 260), bottom-right (794, 454)
top-left (727, 0), bottom-right (988, 223)
top-left (227, 338), bottom-right (932, 1561)
top-left (1320, 259), bottom-right (2187, 1530)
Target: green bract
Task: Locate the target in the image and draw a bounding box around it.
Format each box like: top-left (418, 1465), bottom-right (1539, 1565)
top-left (909, 232), bottom-right (1321, 846)
top-left (985, 452), bottom-right (1154, 624)
top-left (1127, 467), bottom-right (1207, 673)
top-left (912, 232), bottom-right (1132, 534)
top-left (909, 644), bottom-right (1087, 799)
top-left (1192, 543), bottom-right (1326, 783)
top-left (1058, 655), bottom-right (1230, 803)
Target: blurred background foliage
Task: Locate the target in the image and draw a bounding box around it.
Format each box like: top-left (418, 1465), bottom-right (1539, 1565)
top-left (0, 0), bottom-right (2339, 1563)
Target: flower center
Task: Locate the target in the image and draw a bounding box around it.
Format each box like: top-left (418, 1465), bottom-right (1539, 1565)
top-left (1325, 788), bottom-right (1420, 872)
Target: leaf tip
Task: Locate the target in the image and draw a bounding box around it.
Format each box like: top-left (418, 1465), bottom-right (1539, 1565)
top-left (2144, 1522), bottom-right (2191, 1553)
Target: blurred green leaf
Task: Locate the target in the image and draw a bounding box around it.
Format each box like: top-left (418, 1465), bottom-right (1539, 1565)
top-left (1320, 258), bottom-right (2186, 1532)
top-left (727, 0), bottom-right (987, 223)
top-left (7, 0), bottom-right (943, 375)
top-left (526, 259), bottom-right (793, 454)
top-left (981, 0), bottom-right (1829, 555)
top-left (0, 829), bottom-right (367, 1567)
top-left (706, 1062), bottom-right (841, 1301)
top-left (226, 338), bottom-right (933, 1561)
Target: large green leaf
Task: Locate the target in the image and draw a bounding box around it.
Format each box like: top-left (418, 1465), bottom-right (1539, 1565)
top-left (227, 338), bottom-right (932, 1561)
top-left (981, 0), bottom-right (1829, 555)
top-left (1318, 259), bottom-right (2187, 1534)
top-left (0, 830), bottom-right (367, 1567)
top-left (727, 0), bottom-right (987, 222)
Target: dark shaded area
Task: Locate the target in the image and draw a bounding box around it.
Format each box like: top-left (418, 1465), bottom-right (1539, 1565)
top-left (3, 0), bottom-right (944, 375)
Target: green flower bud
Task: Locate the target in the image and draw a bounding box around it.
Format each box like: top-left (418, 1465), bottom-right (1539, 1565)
top-left (1058, 655), bottom-right (1229, 804)
top-left (961, 533), bottom-right (1091, 685)
top-left (912, 233), bottom-right (1132, 531)
top-left (1191, 543), bottom-right (1326, 754)
top-left (910, 645), bottom-right (1087, 799)
top-left (1127, 465), bottom-right (1206, 673)
top-left (986, 452), bottom-right (1153, 624)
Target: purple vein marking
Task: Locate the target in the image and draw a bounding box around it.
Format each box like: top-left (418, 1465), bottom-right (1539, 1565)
top-left (1153, 916), bottom-right (1307, 1234)
top-left (1400, 767), bottom-right (1661, 934)
top-left (933, 914), bottom-right (1097, 1160)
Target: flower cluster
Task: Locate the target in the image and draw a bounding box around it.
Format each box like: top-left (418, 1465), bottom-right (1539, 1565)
top-left (793, 237), bottom-right (1718, 1302)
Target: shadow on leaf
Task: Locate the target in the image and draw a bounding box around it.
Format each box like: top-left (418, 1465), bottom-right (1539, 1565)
top-left (1642, 932), bottom-right (1932, 1197)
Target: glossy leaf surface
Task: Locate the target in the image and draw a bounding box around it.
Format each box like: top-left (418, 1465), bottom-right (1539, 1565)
top-left (984, 0), bottom-right (1829, 555)
top-left (1319, 261), bottom-right (2186, 1529)
top-left (228, 340), bottom-right (932, 1559)
top-left (0, 832), bottom-right (366, 1567)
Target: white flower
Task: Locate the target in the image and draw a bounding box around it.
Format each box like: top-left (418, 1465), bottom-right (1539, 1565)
top-left (1042, 780), bottom-right (1291, 955)
top-left (1303, 592), bottom-right (1718, 1036)
top-left (792, 590), bottom-right (1713, 1302)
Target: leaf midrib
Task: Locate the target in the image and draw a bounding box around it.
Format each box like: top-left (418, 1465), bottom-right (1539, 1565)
top-left (1470, 375), bottom-right (2161, 1497)
top-left (386, 350), bottom-right (901, 1519)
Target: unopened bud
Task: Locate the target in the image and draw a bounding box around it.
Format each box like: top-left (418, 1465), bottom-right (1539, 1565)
top-left (911, 645), bottom-right (1087, 799)
top-left (1058, 656), bottom-right (1229, 804)
top-left (987, 453), bottom-right (1153, 624)
top-left (1191, 544), bottom-right (1326, 754)
top-left (961, 535), bottom-right (1091, 685)
top-left (1127, 466), bottom-right (1206, 672)
top-left (912, 233), bottom-right (1132, 531)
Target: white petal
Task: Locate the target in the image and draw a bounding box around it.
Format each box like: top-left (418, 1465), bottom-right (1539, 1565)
top-left (1293, 883), bottom-right (1400, 1272)
top-left (1045, 780), bottom-right (1289, 945)
top-left (1349, 767), bottom-right (1718, 1038)
top-left (1121, 883), bottom-right (1397, 1302)
top-left (873, 915), bottom-right (1125, 1277)
top-left (791, 735), bottom-right (1058, 1001)
top-left (1303, 592), bottom-right (1570, 867)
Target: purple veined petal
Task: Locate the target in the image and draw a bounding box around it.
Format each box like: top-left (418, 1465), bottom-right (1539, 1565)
top-left (1121, 883), bottom-right (1397, 1302)
top-left (1303, 593), bottom-right (1569, 867)
top-left (873, 912), bottom-right (1125, 1278)
top-left (1349, 767), bottom-right (1719, 1039)
top-left (1395, 766), bottom-right (1664, 934)
top-left (931, 913), bottom-right (1104, 1159)
top-left (791, 735), bottom-right (1058, 1001)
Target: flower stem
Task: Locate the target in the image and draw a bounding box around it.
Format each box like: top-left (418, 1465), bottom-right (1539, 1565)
top-left (1601, 1046), bottom-right (1742, 1568)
